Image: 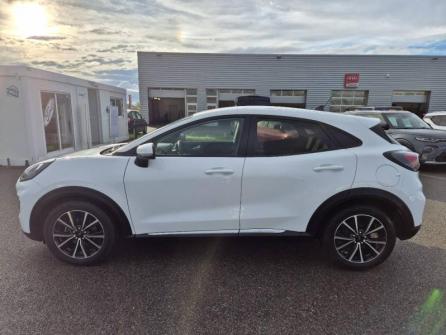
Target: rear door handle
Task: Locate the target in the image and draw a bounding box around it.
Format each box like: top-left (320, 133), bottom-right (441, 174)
top-left (205, 168), bottom-right (234, 175)
top-left (313, 164), bottom-right (344, 172)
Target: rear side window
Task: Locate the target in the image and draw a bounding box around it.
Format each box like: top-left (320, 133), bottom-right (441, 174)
top-left (252, 118), bottom-right (333, 156)
top-left (431, 115), bottom-right (446, 126)
top-left (325, 125), bottom-right (362, 148)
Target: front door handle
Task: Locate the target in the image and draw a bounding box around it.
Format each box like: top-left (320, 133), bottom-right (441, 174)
top-left (313, 164), bottom-right (344, 172)
top-left (205, 168), bottom-right (234, 175)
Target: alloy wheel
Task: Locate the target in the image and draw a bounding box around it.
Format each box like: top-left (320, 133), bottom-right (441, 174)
top-left (334, 214), bottom-right (388, 264)
top-left (52, 210), bottom-right (105, 259)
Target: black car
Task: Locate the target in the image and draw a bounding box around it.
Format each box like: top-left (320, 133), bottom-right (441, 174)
top-left (128, 110), bottom-right (147, 134)
top-left (346, 110), bottom-right (446, 165)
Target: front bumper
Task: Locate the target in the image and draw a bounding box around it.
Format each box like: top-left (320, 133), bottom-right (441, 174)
top-left (16, 179), bottom-right (41, 235)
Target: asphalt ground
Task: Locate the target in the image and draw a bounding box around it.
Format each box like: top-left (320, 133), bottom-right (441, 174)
top-left (0, 167), bottom-right (445, 335)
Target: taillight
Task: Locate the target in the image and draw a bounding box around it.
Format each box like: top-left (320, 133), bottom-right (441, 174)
top-left (383, 150), bottom-right (420, 171)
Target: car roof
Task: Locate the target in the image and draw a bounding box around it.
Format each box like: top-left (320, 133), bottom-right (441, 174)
top-left (347, 110), bottom-right (412, 114)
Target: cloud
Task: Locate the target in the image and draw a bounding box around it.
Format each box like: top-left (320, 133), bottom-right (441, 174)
top-left (88, 28), bottom-right (120, 35)
top-left (1, 0), bottom-right (446, 103)
top-left (27, 36), bottom-right (66, 41)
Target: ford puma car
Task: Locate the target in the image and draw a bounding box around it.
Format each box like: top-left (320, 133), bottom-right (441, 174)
top-left (347, 109), bottom-right (446, 165)
top-left (16, 107), bottom-right (425, 269)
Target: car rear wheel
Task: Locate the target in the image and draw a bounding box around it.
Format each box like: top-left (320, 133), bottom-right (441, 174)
top-left (43, 200), bottom-right (116, 265)
top-left (323, 206), bottom-right (396, 270)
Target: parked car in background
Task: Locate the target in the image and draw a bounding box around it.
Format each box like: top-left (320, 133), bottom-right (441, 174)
top-left (16, 106), bottom-right (425, 269)
top-left (346, 109), bottom-right (446, 165)
top-left (128, 110), bottom-right (147, 134)
top-left (424, 111), bottom-right (446, 131)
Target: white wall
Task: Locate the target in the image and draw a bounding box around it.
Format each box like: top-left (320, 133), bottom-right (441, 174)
top-left (75, 87), bottom-right (90, 150)
top-left (0, 75), bottom-right (30, 165)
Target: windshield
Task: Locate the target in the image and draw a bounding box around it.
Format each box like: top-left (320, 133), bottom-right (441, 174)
top-left (384, 113), bottom-right (431, 129)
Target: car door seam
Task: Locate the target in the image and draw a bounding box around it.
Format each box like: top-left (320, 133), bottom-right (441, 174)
top-left (238, 157), bottom-right (247, 235)
top-left (122, 157), bottom-right (137, 234)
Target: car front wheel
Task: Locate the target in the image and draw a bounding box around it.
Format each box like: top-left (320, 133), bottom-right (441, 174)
top-left (324, 206), bottom-right (396, 270)
top-left (43, 200), bottom-right (116, 265)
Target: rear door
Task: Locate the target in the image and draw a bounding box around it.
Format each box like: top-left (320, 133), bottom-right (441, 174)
top-left (240, 116), bottom-right (358, 233)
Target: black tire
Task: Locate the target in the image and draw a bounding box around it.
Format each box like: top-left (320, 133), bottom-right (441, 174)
top-left (323, 206), bottom-right (396, 270)
top-left (43, 200), bottom-right (116, 265)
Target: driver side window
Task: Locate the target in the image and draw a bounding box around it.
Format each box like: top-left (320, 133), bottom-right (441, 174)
top-left (155, 118), bottom-right (243, 157)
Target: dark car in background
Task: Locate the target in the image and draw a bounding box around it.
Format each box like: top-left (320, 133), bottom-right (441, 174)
top-left (346, 109), bottom-right (446, 165)
top-left (128, 110), bottom-right (147, 135)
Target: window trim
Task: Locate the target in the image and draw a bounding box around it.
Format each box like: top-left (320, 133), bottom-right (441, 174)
top-left (246, 115), bottom-right (351, 157)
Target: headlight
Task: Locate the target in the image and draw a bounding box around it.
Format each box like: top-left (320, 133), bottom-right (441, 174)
top-left (415, 137), bottom-right (439, 143)
top-left (19, 159), bottom-right (55, 182)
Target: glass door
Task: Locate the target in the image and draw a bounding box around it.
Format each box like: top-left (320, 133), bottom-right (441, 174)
top-left (41, 92), bottom-right (74, 153)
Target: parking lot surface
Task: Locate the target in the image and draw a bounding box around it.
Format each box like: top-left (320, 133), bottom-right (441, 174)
top-left (1, 167), bottom-right (445, 334)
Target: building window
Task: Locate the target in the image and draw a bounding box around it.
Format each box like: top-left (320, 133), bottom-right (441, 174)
top-left (206, 88), bottom-right (256, 109)
top-left (330, 90), bottom-right (368, 113)
top-left (41, 92), bottom-right (74, 153)
top-left (110, 97), bottom-right (124, 116)
top-left (270, 90), bottom-right (306, 97)
top-left (206, 89), bottom-right (218, 110)
top-left (185, 88), bottom-right (198, 115)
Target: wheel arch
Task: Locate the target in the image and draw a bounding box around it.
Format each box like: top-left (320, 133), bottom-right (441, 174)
top-left (306, 188), bottom-right (415, 240)
top-left (29, 186), bottom-right (133, 241)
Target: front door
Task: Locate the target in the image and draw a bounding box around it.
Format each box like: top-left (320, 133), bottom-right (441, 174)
top-left (124, 117), bottom-right (246, 235)
top-left (240, 117), bottom-right (357, 233)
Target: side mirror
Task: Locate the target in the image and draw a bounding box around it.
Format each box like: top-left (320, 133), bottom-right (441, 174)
top-left (135, 143), bottom-right (155, 167)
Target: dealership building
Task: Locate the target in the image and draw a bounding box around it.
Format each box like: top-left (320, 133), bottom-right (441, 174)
top-left (138, 52), bottom-right (446, 125)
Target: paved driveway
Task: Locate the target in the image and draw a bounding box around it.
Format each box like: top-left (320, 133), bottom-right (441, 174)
top-left (0, 167), bottom-right (445, 334)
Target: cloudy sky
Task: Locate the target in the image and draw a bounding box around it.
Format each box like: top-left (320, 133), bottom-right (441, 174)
top-left (1, 0), bottom-right (446, 102)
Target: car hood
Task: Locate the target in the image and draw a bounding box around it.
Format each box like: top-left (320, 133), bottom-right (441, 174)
top-left (62, 143), bottom-right (126, 158)
top-left (388, 128), bottom-right (446, 139)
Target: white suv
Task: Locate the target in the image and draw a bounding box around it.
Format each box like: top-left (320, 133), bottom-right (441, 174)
top-left (16, 107), bottom-right (425, 269)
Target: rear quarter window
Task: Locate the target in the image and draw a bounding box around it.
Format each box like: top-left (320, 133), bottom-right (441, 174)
top-left (369, 124), bottom-right (398, 144)
top-left (324, 125), bottom-right (362, 148)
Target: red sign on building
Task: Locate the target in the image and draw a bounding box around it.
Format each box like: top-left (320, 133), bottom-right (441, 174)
top-left (344, 73), bottom-right (360, 88)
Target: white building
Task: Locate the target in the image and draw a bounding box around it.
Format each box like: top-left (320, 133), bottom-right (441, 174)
top-left (0, 66), bottom-right (128, 166)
